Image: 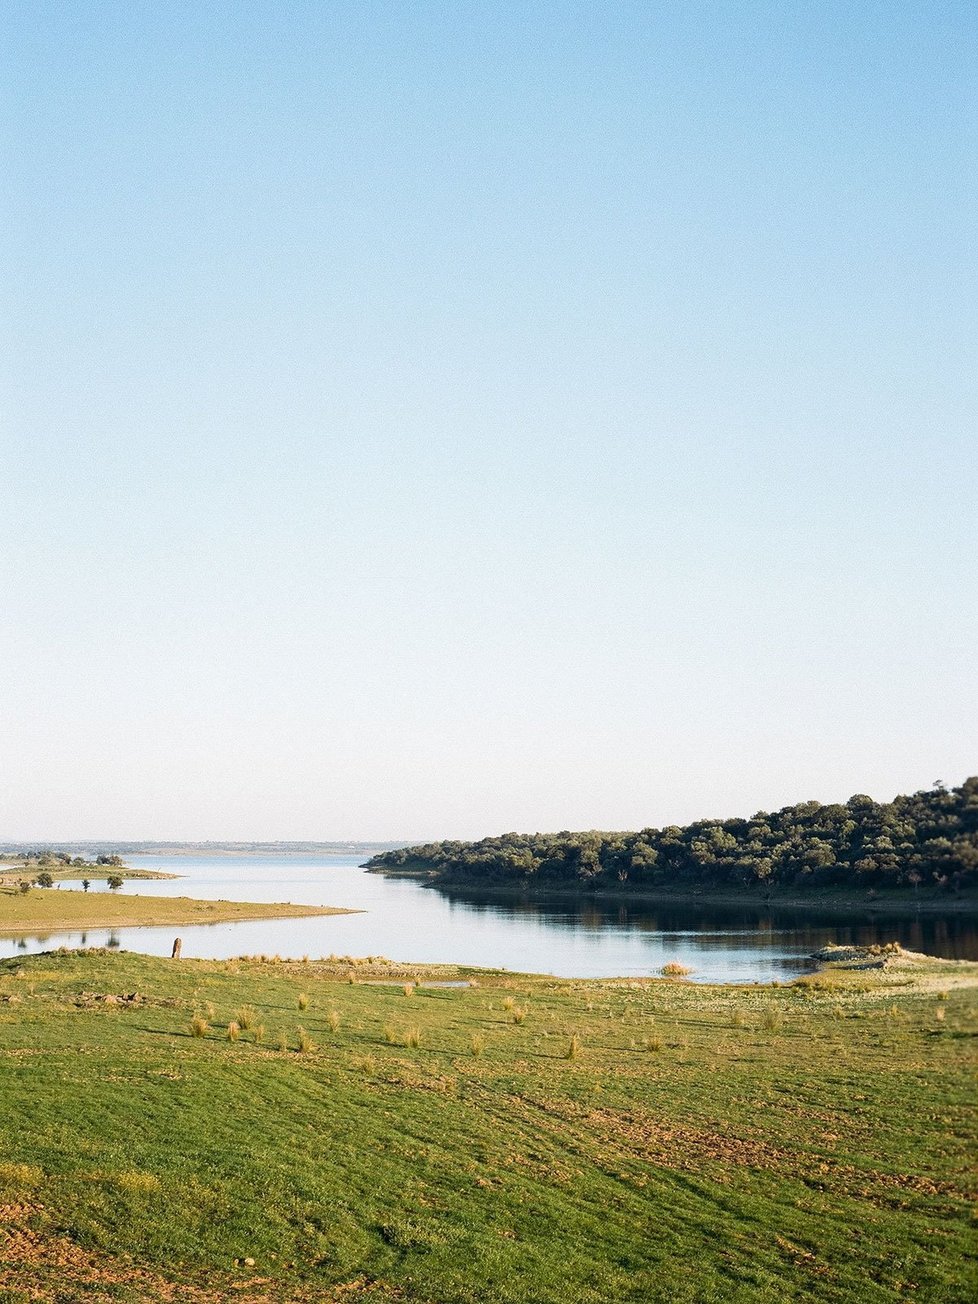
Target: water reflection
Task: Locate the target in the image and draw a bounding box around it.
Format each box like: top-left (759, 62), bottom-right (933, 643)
top-left (429, 882), bottom-right (978, 960)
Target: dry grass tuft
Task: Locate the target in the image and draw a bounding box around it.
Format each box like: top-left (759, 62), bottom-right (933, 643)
top-left (190, 1016), bottom-right (208, 1038)
top-left (115, 1170), bottom-right (160, 1195)
top-left (297, 993), bottom-right (310, 1011)
top-left (226, 1021), bottom-right (241, 1042)
top-left (660, 962), bottom-right (693, 978)
top-left (0, 1161), bottom-right (43, 1188)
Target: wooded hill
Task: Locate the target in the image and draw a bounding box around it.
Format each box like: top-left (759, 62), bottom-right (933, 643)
top-left (365, 779), bottom-right (978, 895)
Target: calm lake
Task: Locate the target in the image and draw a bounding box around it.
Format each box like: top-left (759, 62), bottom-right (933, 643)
top-left (2, 854), bottom-right (976, 981)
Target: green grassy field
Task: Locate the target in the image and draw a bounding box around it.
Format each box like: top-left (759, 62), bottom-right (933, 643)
top-left (0, 948), bottom-right (975, 1303)
top-left (0, 886), bottom-right (353, 934)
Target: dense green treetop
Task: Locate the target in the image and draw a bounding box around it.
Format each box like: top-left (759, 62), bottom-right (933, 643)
top-left (366, 779), bottom-right (978, 895)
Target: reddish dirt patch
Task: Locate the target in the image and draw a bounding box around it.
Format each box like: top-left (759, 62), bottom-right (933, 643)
top-left (584, 1105), bottom-right (791, 1172)
top-left (0, 1206), bottom-right (402, 1304)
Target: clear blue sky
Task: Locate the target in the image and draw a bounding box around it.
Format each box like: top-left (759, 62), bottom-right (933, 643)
top-left (2, 1), bottom-right (975, 840)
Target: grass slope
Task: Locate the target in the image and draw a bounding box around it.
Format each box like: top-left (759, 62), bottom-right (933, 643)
top-left (0, 888), bottom-right (353, 934)
top-left (0, 950), bottom-right (975, 1303)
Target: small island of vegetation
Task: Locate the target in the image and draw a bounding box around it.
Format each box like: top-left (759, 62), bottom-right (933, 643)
top-left (0, 850), bottom-right (177, 882)
top-left (365, 779), bottom-right (978, 907)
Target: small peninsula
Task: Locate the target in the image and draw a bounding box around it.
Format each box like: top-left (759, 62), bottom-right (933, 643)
top-left (0, 853), bottom-right (357, 933)
top-left (0, 886), bottom-right (355, 934)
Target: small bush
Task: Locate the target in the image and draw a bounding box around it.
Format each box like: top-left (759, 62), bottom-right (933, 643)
top-left (190, 1016), bottom-right (208, 1038)
top-left (936, 990), bottom-right (948, 1001)
top-left (761, 1009), bottom-right (783, 1033)
top-left (661, 962), bottom-right (693, 978)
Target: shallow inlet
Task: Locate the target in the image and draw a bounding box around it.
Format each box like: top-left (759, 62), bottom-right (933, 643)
top-left (1, 854), bottom-right (975, 981)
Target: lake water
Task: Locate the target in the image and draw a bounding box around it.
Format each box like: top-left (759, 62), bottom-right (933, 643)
top-left (2, 854), bottom-right (975, 982)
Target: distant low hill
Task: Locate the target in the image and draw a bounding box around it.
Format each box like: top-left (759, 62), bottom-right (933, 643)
top-left (365, 779), bottom-right (978, 898)
top-left (0, 840), bottom-right (411, 858)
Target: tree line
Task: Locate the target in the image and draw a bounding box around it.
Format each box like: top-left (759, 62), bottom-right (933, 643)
top-left (0, 852), bottom-right (124, 867)
top-left (365, 779), bottom-right (978, 895)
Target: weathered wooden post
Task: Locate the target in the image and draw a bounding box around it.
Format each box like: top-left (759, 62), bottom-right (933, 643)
top-left (171, 937), bottom-right (182, 959)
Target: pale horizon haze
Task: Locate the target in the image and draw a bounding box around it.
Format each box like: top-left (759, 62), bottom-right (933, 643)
top-left (2, 2), bottom-right (975, 842)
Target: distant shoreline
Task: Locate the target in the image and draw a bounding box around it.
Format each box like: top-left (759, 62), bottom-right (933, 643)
top-left (126, 848), bottom-right (398, 858)
top-left (0, 844), bottom-right (409, 859)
